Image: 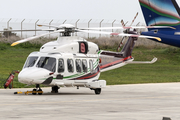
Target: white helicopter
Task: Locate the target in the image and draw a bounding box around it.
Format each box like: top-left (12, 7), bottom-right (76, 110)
top-left (2, 23), bottom-right (162, 95)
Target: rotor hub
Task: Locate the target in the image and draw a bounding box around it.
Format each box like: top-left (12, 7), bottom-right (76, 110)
top-left (59, 24), bottom-right (76, 36)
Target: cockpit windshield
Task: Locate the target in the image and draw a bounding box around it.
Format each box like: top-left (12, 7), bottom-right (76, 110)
top-left (37, 57), bottom-right (56, 72)
top-left (24, 56), bottom-right (38, 68)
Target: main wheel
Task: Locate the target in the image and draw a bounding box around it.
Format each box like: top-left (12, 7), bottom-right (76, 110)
top-left (94, 88), bottom-right (101, 95)
top-left (51, 86), bottom-right (59, 93)
top-left (32, 89), bottom-right (37, 95)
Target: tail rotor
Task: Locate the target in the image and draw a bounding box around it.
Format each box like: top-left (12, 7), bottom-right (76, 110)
top-left (117, 12), bottom-right (139, 52)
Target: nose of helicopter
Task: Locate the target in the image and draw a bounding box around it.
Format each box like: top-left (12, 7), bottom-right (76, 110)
top-left (18, 67), bottom-right (51, 84)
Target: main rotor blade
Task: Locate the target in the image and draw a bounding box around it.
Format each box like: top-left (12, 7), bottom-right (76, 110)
top-left (11, 30), bottom-right (64, 46)
top-left (0, 29), bottom-right (55, 32)
top-left (77, 29), bottom-right (161, 41)
top-left (111, 33), bottom-right (161, 41)
top-left (37, 24), bottom-right (59, 28)
top-left (80, 26), bottom-right (175, 30)
top-left (77, 29), bottom-right (111, 34)
top-left (80, 27), bottom-right (124, 30)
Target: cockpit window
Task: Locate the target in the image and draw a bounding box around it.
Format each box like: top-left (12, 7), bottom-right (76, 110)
top-left (24, 56), bottom-right (38, 68)
top-left (37, 57), bottom-right (56, 72)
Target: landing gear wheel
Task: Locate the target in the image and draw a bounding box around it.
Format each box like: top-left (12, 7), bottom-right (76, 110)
top-left (94, 88), bottom-right (101, 95)
top-left (32, 89), bottom-right (37, 95)
top-left (51, 86), bottom-right (59, 93)
top-left (38, 89), bottom-right (43, 95)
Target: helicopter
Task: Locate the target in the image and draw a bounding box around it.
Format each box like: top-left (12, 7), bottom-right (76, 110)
top-left (1, 23), bottom-right (162, 95)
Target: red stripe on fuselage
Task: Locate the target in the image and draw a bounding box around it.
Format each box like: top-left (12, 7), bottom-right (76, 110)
top-left (76, 69), bottom-right (100, 80)
top-left (100, 56), bottom-right (132, 69)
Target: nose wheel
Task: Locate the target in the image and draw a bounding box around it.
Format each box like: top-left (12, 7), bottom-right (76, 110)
top-left (32, 89), bottom-right (37, 95)
top-left (37, 88), bottom-right (43, 95)
top-left (32, 84), bottom-right (43, 95)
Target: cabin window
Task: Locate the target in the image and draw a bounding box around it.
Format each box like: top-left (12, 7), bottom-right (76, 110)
top-left (58, 58), bottom-right (64, 73)
top-left (89, 60), bottom-right (93, 72)
top-left (37, 57), bottom-right (56, 72)
top-left (67, 59), bottom-right (74, 73)
top-left (82, 59), bottom-right (87, 73)
top-left (24, 56), bottom-right (38, 68)
top-left (76, 59), bottom-right (82, 73)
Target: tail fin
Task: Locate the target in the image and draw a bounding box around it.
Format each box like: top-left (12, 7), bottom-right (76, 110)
top-left (120, 36), bottom-right (137, 58)
top-left (139, 0), bottom-right (180, 30)
top-left (99, 36), bottom-right (136, 72)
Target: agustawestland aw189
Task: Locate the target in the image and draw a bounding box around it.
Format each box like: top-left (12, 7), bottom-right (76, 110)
top-left (1, 23), bottom-right (164, 95)
top-left (139, 0), bottom-right (180, 47)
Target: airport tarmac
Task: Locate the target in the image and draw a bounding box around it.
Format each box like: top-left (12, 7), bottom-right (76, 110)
top-left (0, 83), bottom-right (180, 120)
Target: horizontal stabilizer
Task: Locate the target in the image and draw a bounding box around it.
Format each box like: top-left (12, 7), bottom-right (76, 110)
top-left (125, 57), bottom-right (157, 64)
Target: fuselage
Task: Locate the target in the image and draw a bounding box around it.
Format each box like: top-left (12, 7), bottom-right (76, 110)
top-left (18, 51), bottom-right (100, 87)
top-left (141, 30), bottom-right (180, 47)
top-left (18, 36), bottom-right (103, 88)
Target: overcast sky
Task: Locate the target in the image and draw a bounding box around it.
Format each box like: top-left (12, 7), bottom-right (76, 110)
top-left (1, 0), bottom-right (180, 25)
